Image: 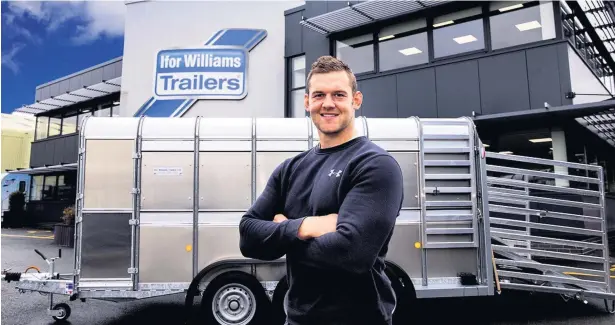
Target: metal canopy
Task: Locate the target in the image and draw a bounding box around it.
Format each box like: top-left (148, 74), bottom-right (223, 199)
top-left (300, 0), bottom-right (450, 35)
top-left (473, 98), bottom-right (615, 148)
top-left (4, 163), bottom-right (78, 175)
top-left (576, 109), bottom-right (615, 147)
top-left (14, 77), bottom-right (122, 116)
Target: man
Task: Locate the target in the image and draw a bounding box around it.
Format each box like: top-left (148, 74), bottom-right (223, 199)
top-left (239, 56), bottom-right (404, 325)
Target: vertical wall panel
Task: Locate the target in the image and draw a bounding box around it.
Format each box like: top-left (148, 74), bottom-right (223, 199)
top-left (358, 76), bottom-right (398, 118)
top-left (397, 68), bottom-right (437, 118)
top-left (59, 80), bottom-right (70, 94)
top-left (69, 76), bottom-right (82, 92)
top-left (526, 45), bottom-right (563, 109)
top-left (49, 83), bottom-right (60, 99)
top-left (435, 61), bottom-right (481, 118)
top-left (304, 1), bottom-right (330, 69)
top-left (327, 1), bottom-right (346, 12)
top-left (285, 11), bottom-right (304, 57)
top-left (478, 51), bottom-right (530, 114)
top-left (557, 43), bottom-right (574, 106)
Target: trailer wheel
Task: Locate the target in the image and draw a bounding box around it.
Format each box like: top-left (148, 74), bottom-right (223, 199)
top-left (51, 303), bottom-right (71, 322)
top-left (270, 276), bottom-right (289, 325)
top-left (385, 264), bottom-right (415, 325)
top-left (201, 271), bottom-right (269, 325)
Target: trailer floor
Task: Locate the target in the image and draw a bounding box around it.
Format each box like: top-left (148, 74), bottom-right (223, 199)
top-left (2, 228), bottom-right (614, 325)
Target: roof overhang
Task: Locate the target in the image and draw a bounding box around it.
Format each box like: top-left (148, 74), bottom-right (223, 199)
top-left (299, 0), bottom-right (451, 35)
top-left (5, 163), bottom-right (78, 175)
top-left (473, 99), bottom-right (615, 147)
top-left (14, 77), bottom-right (122, 116)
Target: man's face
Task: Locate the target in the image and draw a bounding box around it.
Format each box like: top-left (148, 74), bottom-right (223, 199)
top-left (305, 71), bottom-right (362, 135)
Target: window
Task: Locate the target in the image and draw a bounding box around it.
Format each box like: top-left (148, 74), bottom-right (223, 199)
top-left (30, 176), bottom-right (43, 201)
top-left (433, 7), bottom-right (485, 59)
top-left (57, 174), bottom-right (76, 201)
top-left (95, 106), bottom-right (111, 117)
top-left (490, 1), bottom-right (556, 50)
top-left (62, 114), bottom-right (78, 135)
top-left (289, 55), bottom-right (306, 117)
top-left (42, 175), bottom-right (58, 200)
top-left (48, 117), bottom-right (62, 137)
top-left (111, 102), bottom-right (121, 117)
top-left (378, 19), bottom-right (429, 71)
top-left (18, 181), bottom-right (26, 193)
top-left (35, 117), bottom-right (49, 140)
top-left (336, 34), bottom-right (375, 74)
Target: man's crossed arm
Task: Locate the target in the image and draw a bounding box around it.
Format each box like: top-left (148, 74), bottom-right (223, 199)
top-left (238, 155), bottom-right (403, 274)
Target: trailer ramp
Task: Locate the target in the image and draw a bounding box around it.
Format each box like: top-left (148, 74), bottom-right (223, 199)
top-left (485, 152), bottom-right (615, 303)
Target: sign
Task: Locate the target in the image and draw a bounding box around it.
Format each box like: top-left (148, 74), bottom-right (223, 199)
top-left (153, 167), bottom-right (183, 176)
top-left (154, 47), bottom-right (247, 100)
top-left (136, 28), bottom-right (267, 117)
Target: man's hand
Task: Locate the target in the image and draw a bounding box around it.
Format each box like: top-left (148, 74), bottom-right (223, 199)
top-left (273, 214), bottom-right (288, 223)
top-left (298, 213), bottom-right (338, 240)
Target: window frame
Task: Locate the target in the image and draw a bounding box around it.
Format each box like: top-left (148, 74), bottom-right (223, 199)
top-left (286, 54), bottom-right (307, 118)
top-left (327, 1), bottom-right (562, 77)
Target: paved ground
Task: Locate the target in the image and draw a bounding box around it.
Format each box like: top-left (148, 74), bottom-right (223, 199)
top-left (2, 227), bottom-right (614, 325)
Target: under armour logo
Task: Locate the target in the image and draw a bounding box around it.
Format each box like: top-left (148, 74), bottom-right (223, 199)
top-left (328, 169), bottom-right (342, 177)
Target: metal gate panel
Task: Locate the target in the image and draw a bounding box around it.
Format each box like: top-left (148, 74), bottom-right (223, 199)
top-left (389, 152), bottom-right (420, 209)
top-left (83, 139), bottom-right (135, 210)
top-left (199, 152), bottom-right (252, 210)
top-left (141, 151), bottom-right (195, 210)
top-left (486, 151), bottom-right (614, 300)
top-left (80, 212), bottom-right (132, 279)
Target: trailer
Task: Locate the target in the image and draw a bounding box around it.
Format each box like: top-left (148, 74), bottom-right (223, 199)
top-left (2, 116), bottom-right (614, 324)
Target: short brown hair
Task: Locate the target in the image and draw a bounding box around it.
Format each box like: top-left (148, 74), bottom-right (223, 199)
top-left (306, 55), bottom-right (357, 94)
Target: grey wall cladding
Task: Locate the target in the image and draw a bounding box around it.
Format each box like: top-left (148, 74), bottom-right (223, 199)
top-left (35, 60), bottom-right (122, 102)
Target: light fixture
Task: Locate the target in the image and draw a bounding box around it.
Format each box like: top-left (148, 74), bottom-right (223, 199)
top-left (516, 20), bottom-right (542, 31)
top-left (529, 137), bottom-right (552, 143)
top-left (379, 35), bottom-right (395, 41)
top-left (499, 151), bottom-right (513, 155)
top-left (398, 47), bottom-right (422, 55)
top-left (454, 35), bottom-right (477, 44)
top-left (433, 20), bottom-right (454, 28)
top-left (483, 144), bottom-right (490, 147)
top-left (499, 4), bottom-right (523, 12)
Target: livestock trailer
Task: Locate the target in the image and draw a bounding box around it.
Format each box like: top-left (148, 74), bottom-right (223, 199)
top-left (2, 116), bottom-right (614, 324)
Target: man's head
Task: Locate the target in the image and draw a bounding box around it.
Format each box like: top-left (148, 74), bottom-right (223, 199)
top-left (304, 56), bottom-right (362, 141)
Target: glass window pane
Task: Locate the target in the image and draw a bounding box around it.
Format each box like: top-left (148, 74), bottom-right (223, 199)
top-left (490, 0), bottom-right (530, 12)
top-left (379, 19), bottom-right (427, 38)
top-left (30, 176), bottom-right (43, 201)
top-left (36, 117), bottom-right (49, 140)
top-left (434, 19), bottom-right (485, 58)
top-left (291, 89), bottom-right (306, 117)
top-left (48, 117), bottom-right (62, 137)
top-left (379, 32), bottom-right (429, 71)
top-left (111, 102), bottom-right (121, 117)
top-left (57, 173), bottom-right (76, 201)
top-left (42, 175), bottom-right (57, 200)
top-left (62, 115), bottom-right (77, 135)
top-left (336, 34), bottom-right (374, 74)
top-left (490, 3), bottom-right (556, 50)
top-left (434, 7), bottom-right (482, 26)
top-left (292, 56), bottom-right (306, 89)
top-left (95, 107), bottom-right (111, 117)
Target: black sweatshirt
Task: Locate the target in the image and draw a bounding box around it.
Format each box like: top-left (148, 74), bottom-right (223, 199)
top-left (239, 136), bottom-right (404, 325)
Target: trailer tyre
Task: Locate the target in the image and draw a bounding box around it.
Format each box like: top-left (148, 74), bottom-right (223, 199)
top-left (201, 271), bottom-right (269, 325)
top-left (51, 303), bottom-right (71, 322)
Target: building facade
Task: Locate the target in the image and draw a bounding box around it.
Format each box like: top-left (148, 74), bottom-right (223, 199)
top-left (6, 0), bottom-right (615, 231)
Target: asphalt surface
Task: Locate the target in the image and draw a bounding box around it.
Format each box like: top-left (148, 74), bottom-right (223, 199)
top-left (1, 227), bottom-right (614, 325)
